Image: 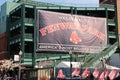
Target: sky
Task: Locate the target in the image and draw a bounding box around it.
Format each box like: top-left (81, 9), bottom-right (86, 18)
top-left (0, 0), bottom-right (99, 7)
top-left (0, 0), bottom-right (13, 6)
top-left (35, 0), bottom-right (99, 7)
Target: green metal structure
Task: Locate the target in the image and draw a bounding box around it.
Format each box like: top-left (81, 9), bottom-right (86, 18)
top-left (0, 0), bottom-right (118, 68)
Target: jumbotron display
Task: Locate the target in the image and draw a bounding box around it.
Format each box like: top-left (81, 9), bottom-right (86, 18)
top-left (36, 10), bottom-right (107, 53)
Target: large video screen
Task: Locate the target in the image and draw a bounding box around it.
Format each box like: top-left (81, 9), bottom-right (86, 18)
top-left (36, 10), bottom-right (107, 53)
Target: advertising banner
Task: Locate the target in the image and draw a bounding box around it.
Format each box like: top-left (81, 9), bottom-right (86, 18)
top-left (36, 10), bottom-right (107, 53)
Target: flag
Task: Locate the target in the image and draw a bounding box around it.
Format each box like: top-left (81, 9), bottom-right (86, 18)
top-left (82, 68), bottom-right (90, 78)
top-left (72, 68), bottom-right (80, 76)
top-left (104, 70), bottom-right (109, 78)
top-left (99, 70), bottom-right (109, 80)
top-left (93, 68), bottom-right (99, 78)
top-left (57, 69), bottom-right (65, 78)
top-left (108, 69), bottom-right (116, 80)
top-left (115, 72), bottom-right (120, 78)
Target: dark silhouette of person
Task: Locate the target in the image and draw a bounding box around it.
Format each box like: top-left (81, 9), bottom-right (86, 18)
top-left (106, 76), bottom-right (110, 80)
top-left (89, 73), bottom-right (94, 80)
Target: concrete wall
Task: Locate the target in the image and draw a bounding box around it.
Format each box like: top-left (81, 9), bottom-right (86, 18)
top-left (110, 54), bottom-right (120, 67)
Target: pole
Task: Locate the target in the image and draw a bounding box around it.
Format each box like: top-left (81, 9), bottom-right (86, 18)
top-left (18, 55), bottom-right (21, 80)
top-left (69, 51), bottom-right (72, 79)
top-left (18, 50), bottom-right (22, 80)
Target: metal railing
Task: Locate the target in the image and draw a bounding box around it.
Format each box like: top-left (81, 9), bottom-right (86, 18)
top-left (24, 53), bottom-right (32, 58)
top-left (24, 33), bottom-right (33, 39)
top-left (10, 18), bottom-right (34, 27)
top-left (10, 19), bottom-right (21, 28)
top-left (108, 32), bottom-right (116, 36)
top-left (9, 34), bottom-right (21, 41)
top-left (83, 41), bottom-right (118, 67)
top-left (24, 18), bottom-right (34, 24)
top-left (108, 19), bottom-right (115, 25)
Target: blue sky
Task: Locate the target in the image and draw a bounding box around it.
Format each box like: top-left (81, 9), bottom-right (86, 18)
top-left (0, 0), bottom-right (99, 7)
top-left (35, 0), bottom-right (99, 7)
top-left (0, 0), bottom-right (13, 6)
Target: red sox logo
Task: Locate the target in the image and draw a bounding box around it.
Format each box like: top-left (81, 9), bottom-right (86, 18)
top-left (70, 31), bottom-right (81, 44)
